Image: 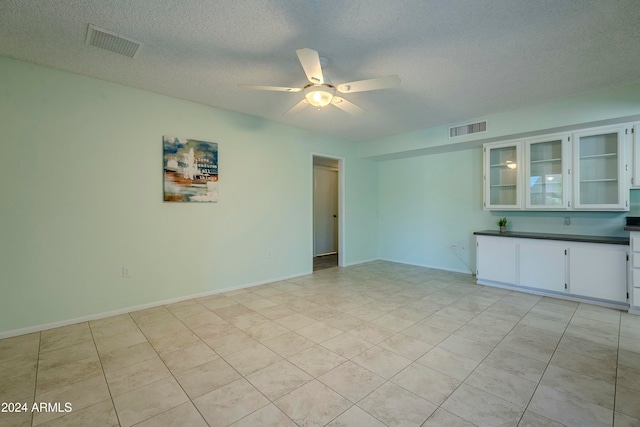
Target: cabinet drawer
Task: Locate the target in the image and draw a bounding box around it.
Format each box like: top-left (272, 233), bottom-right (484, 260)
top-left (634, 256), bottom-right (640, 269)
top-left (635, 269), bottom-right (640, 288)
top-left (633, 236), bottom-right (640, 252)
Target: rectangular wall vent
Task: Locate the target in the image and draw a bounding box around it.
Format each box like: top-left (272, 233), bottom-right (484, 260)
top-left (449, 121), bottom-right (487, 138)
top-left (85, 24), bottom-right (143, 59)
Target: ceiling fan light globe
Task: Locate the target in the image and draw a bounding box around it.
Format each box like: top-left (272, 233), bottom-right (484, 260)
top-left (304, 85), bottom-right (335, 107)
top-left (305, 89), bottom-right (333, 107)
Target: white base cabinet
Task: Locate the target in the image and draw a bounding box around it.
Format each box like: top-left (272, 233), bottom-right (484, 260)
top-left (476, 236), bottom-right (517, 285)
top-left (629, 232), bottom-right (640, 313)
top-left (519, 240), bottom-right (566, 293)
top-left (567, 243), bottom-right (628, 303)
top-left (476, 235), bottom-right (629, 307)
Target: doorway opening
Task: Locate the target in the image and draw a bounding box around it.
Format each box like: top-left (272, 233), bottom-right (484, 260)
top-left (312, 154), bottom-right (344, 271)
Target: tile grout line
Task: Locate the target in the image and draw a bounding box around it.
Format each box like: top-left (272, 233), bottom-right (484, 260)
top-left (511, 302), bottom-right (577, 426)
top-left (514, 304), bottom-right (623, 425)
top-left (89, 318), bottom-right (124, 427)
top-left (612, 313), bottom-right (622, 426)
top-left (410, 289), bottom-right (596, 426)
top-left (343, 279), bottom-right (502, 425)
top-left (316, 278), bottom-right (504, 426)
top-left (216, 289), bottom-right (357, 426)
top-left (177, 291), bottom-right (307, 425)
top-left (363, 278), bottom-right (501, 425)
top-left (161, 295), bottom-right (318, 426)
top-left (144, 298), bottom-right (303, 425)
top-left (30, 331), bottom-right (42, 427)
top-left (211, 279), bottom-right (448, 426)
top-left (294, 280), bottom-right (620, 420)
top-left (330, 272), bottom-right (632, 426)
top-left (9, 267), bottom-right (632, 427)
top-left (129, 306), bottom-right (216, 426)
top-left (421, 289), bottom-right (546, 426)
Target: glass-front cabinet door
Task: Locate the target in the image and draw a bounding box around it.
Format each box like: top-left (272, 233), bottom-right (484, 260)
top-left (484, 140), bottom-right (522, 210)
top-left (632, 122), bottom-right (640, 188)
top-left (572, 125), bottom-right (628, 210)
top-left (524, 133), bottom-right (570, 209)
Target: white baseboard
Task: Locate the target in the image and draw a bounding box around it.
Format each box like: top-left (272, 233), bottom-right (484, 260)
top-left (476, 279), bottom-right (630, 311)
top-left (341, 257), bottom-right (380, 267)
top-left (379, 258), bottom-right (473, 275)
top-left (0, 271), bottom-right (310, 340)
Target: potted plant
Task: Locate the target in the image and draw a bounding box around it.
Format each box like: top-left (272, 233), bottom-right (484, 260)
top-left (497, 217), bottom-right (508, 233)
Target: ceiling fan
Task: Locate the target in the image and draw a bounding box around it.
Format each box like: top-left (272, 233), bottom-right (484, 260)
top-left (239, 48), bottom-right (400, 116)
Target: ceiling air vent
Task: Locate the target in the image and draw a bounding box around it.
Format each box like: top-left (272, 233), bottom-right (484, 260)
top-left (85, 24), bottom-right (143, 59)
top-left (449, 121), bottom-right (487, 138)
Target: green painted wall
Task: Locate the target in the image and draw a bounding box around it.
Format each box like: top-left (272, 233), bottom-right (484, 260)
top-left (378, 149), bottom-right (640, 273)
top-left (0, 57), bottom-right (378, 335)
top-left (361, 82), bottom-right (640, 159)
top-left (4, 53), bottom-right (639, 334)
top-left (375, 78), bottom-right (640, 271)
top-left (379, 149), bottom-right (487, 273)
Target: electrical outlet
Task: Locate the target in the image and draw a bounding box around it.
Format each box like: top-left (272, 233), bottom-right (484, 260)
top-left (267, 248), bottom-right (273, 258)
top-left (122, 267), bottom-right (131, 278)
top-left (452, 241), bottom-right (468, 252)
top-left (564, 217), bottom-right (571, 228)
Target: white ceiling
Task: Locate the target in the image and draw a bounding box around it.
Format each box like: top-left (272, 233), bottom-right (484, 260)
top-left (1, 1), bottom-right (639, 142)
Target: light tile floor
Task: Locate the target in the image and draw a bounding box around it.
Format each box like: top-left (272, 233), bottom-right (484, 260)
top-left (1, 261), bottom-right (640, 426)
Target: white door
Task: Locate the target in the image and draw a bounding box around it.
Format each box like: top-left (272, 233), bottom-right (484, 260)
top-left (476, 236), bottom-right (517, 284)
top-left (518, 240), bottom-right (567, 293)
top-left (568, 243), bottom-right (628, 303)
top-left (314, 166), bottom-right (338, 256)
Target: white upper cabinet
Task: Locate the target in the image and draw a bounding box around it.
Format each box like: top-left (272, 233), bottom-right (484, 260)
top-left (484, 140), bottom-right (522, 210)
top-left (524, 133), bottom-right (570, 210)
top-left (632, 123), bottom-right (640, 188)
top-left (483, 123), bottom-right (631, 211)
top-left (572, 125), bottom-right (629, 210)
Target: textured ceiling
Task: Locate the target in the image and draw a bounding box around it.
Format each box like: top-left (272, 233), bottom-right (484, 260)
top-left (1, 0), bottom-right (639, 142)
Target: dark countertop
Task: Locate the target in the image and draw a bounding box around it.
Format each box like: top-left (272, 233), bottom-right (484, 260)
top-left (624, 226), bottom-right (640, 232)
top-left (473, 230), bottom-right (629, 245)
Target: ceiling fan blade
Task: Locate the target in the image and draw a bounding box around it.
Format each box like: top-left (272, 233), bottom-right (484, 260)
top-left (239, 84), bottom-right (302, 92)
top-left (336, 75), bottom-right (400, 93)
top-left (331, 96), bottom-right (366, 116)
top-left (284, 99), bottom-right (309, 116)
top-left (296, 48), bottom-right (324, 85)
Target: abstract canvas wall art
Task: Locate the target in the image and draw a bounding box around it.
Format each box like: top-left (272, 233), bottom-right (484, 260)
top-left (163, 136), bottom-right (218, 202)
